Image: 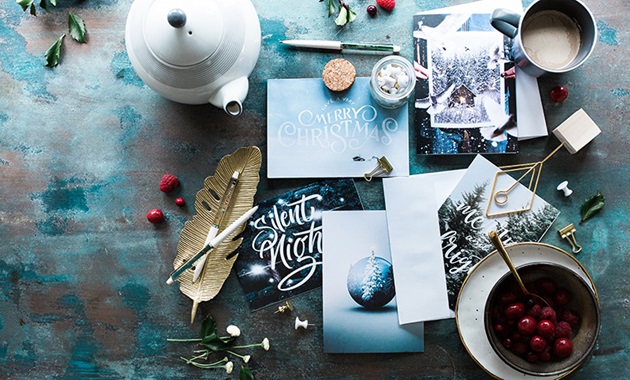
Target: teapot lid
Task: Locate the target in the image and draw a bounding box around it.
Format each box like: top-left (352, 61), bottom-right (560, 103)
top-left (143, 0), bottom-right (223, 67)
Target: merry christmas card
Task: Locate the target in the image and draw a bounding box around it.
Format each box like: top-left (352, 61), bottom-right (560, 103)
top-left (267, 77), bottom-right (409, 178)
top-left (322, 210), bottom-right (424, 353)
top-left (439, 155), bottom-right (560, 311)
top-left (233, 179), bottom-right (362, 310)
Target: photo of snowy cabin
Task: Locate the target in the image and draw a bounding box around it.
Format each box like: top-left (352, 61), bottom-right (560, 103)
top-left (449, 84), bottom-right (476, 108)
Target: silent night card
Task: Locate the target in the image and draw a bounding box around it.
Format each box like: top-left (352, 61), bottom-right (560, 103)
top-left (267, 77), bottom-right (409, 178)
top-left (439, 155), bottom-right (560, 311)
top-left (322, 211), bottom-right (424, 353)
top-left (233, 179), bottom-right (362, 310)
top-left (413, 13), bottom-right (518, 154)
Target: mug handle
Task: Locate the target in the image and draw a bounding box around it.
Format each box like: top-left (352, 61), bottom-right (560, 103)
top-left (491, 8), bottom-right (521, 38)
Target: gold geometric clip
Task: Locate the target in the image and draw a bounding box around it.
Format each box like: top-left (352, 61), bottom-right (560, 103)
top-left (559, 223), bottom-right (582, 254)
top-left (364, 156), bottom-right (393, 182)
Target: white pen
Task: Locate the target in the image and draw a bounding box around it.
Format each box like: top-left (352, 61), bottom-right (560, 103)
top-left (192, 171), bottom-right (240, 283)
top-left (281, 39), bottom-right (400, 54)
top-left (166, 205), bottom-right (259, 285)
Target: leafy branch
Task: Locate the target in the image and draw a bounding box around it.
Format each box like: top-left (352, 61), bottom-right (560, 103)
top-left (320, 0), bottom-right (356, 26)
top-left (168, 315), bottom-right (270, 379)
top-left (16, 1), bottom-right (88, 67)
top-left (580, 191), bottom-right (604, 224)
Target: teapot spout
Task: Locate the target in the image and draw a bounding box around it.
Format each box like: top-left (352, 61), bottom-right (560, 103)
top-left (208, 77), bottom-right (249, 116)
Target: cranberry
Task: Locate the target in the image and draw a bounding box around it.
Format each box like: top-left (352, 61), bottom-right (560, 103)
top-left (554, 338), bottom-right (574, 358)
top-left (147, 208), bottom-right (164, 224)
top-left (506, 302), bottom-right (525, 320)
top-left (175, 197), bottom-right (185, 206)
top-left (367, 5), bottom-right (377, 16)
top-left (555, 288), bottom-right (572, 306)
top-left (517, 316), bottom-right (538, 335)
top-left (540, 346), bottom-right (552, 362)
top-left (550, 85), bottom-right (569, 102)
top-left (537, 319), bottom-right (556, 339)
top-left (530, 335), bottom-right (548, 352)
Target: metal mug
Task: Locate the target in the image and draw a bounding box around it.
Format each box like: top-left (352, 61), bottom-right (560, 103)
top-left (491, 0), bottom-right (597, 77)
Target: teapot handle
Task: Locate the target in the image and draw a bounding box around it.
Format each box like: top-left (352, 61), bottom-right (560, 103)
top-left (167, 9), bottom-right (187, 28)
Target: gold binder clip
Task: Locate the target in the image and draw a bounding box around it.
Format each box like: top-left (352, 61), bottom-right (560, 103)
top-left (364, 156), bottom-right (393, 182)
top-left (274, 300), bottom-right (294, 314)
top-left (559, 224), bottom-right (582, 254)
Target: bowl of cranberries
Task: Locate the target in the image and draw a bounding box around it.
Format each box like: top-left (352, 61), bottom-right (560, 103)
top-left (485, 263), bottom-right (600, 376)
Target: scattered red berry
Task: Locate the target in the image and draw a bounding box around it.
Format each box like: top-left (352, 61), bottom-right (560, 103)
top-left (502, 338), bottom-right (513, 349)
top-left (159, 173), bottom-right (179, 193)
top-left (539, 346), bottom-right (552, 362)
top-left (554, 337), bottom-right (574, 358)
top-left (147, 209), bottom-right (164, 224)
top-left (175, 197), bottom-right (185, 206)
top-left (367, 4), bottom-right (377, 16)
top-left (376, 0), bottom-right (395, 11)
top-left (506, 302), bottom-right (525, 320)
top-left (518, 316), bottom-right (538, 336)
top-left (527, 304), bottom-right (542, 318)
top-left (555, 321), bottom-right (573, 338)
top-left (526, 351), bottom-right (540, 363)
top-left (537, 319), bottom-right (556, 339)
top-left (550, 85), bottom-right (569, 102)
top-left (530, 335), bottom-right (548, 352)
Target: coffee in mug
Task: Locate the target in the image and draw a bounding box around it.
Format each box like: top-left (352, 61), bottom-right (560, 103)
top-left (521, 10), bottom-right (581, 70)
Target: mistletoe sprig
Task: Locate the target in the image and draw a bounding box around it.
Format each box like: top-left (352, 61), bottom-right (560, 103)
top-left (168, 315), bottom-right (270, 379)
top-left (16, 1), bottom-right (88, 67)
top-left (320, 0), bottom-right (357, 27)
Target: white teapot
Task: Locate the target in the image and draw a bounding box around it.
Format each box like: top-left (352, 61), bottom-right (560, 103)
top-left (125, 0), bottom-right (261, 116)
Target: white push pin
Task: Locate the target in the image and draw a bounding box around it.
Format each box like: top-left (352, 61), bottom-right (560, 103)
top-left (557, 181), bottom-right (573, 197)
top-left (294, 317), bottom-right (315, 330)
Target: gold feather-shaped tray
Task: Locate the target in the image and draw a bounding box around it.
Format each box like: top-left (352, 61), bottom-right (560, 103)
top-left (173, 146), bottom-right (262, 323)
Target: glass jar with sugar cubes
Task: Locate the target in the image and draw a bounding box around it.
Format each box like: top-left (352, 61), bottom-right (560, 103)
top-left (369, 56), bottom-right (415, 109)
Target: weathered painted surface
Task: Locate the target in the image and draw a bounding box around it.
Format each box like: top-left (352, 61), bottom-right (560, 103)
top-left (0, 0), bottom-right (628, 379)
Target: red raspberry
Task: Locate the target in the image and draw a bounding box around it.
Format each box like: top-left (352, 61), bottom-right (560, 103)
top-left (554, 337), bottom-right (574, 358)
top-left (175, 197), bottom-right (185, 206)
top-left (505, 302), bottom-right (525, 320)
top-left (555, 288), bottom-right (572, 306)
top-left (539, 346), bottom-right (552, 362)
top-left (537, 278), bottom-right (556, 295)
top-left (537, 319), bottom-right (555, 340)
top-left (526, 351), bottom-right (540, 363)
top-left (159, 174), bottom-right (179, 193)
top-left (530, 335), bottom-right (547, 352)
top-left (540, 306), bottom-right (557, 324)
top-left (517, 316), bottom-right (538, 336)
top-left (560, 309), bottom-right (580, 328)
top-left (147, 209), bottom-right (164, 224)
top-left (527, 304), bottom-right (542, 318)
top-left (555, 321), bottom-right (573, 338)
top-left (376, 0), bottom-right (395, 11)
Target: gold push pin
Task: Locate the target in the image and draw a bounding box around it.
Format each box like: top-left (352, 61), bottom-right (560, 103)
top-left (364, 156), bottom-right (393, 182)
top-left (559, 223), bottom-right (582, 254)
top-left (274, 300), bottom-right (294, 314)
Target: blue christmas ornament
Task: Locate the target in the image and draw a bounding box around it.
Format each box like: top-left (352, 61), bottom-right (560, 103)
top-left (347, 251), bottom-right (395, 309)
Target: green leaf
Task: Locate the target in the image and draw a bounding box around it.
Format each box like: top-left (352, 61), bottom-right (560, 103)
top-left (200, 315), bottom-right (217, 339)
top-left (200, 335), bottom-right (234, 352)
top-left (326, 0), bottom-right (337, 17)
top-left (44, 34), bottom-right (65, 68)
top-left (16, 0), bottom-right (34, 12)
top-left (30, 3), bottom-right (37, 16)
top-left (68, 12), bottom-right (88, 43)
top-left (580, 191), bottom-right (604, 223)
top-left (240, 366), bottom-right (254, 380)
top-left (347, 8), bottom-right (357, 23)
top-left (334, 7), bottom-right (348, 26)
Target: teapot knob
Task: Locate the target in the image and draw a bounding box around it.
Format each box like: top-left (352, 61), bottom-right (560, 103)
top-left (167, 9), bottom-right (187, 28)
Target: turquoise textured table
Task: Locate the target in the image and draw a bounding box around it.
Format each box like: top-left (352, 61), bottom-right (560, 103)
top-left (1, 0), bottom-right (628, 378)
